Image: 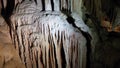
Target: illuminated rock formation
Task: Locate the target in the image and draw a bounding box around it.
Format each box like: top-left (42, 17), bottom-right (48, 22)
top-left (10, 0), bottom-right (90, 68)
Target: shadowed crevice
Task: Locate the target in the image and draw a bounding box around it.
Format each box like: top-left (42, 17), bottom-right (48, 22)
top-left (51, 0), bottom-right (54, 11)
top-left (41, 0), bottom-right (45, 11)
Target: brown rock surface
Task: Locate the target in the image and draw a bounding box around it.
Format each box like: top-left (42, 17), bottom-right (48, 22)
top-left (0, 16), bottom-right (25, 68)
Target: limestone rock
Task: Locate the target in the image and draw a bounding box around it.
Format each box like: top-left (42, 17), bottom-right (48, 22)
top-left (10, 0), bottom-right (88, 68)
top-left (0, 16), bottom-right (25, 68)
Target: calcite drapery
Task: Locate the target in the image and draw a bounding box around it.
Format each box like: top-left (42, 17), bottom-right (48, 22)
top-left (10, 0), bottom-right (88, 68)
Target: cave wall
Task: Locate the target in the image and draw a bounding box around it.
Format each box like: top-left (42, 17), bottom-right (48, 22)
top-left (0, 1), bottom-right (25, 68)
top-left (0, 0), bottom-right (120, 68)
top-left (0, 0), bottom-right (88, 68)
top-left (82, 0), bottom-right (120, 68)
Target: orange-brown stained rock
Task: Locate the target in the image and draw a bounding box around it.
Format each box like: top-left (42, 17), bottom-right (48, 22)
top-left (0, 16), bottom-right (25, 68)
top-left (113, 26), bottom-right (120, 32)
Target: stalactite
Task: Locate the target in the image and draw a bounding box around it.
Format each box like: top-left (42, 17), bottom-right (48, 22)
top-left (53, 0), bottom-right (60, 11)
top-left (45, 0), bottom-right (52, 11)
top-left (36, 0), bottom-right (42, 11)
top-left (71, 0), bottom-right (83, 17)
top-left (8, 0), bottom-right (93, 68)
top-left (10, 1), bottom-right (88, 68)
top-left (61, 0), bottom-right (67, 10)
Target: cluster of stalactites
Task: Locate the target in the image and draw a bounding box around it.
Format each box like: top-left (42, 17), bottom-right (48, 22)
top-left (10, 10), bottom-right (87, 68)
top-left (18, 0), bottom-right (74, 12)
